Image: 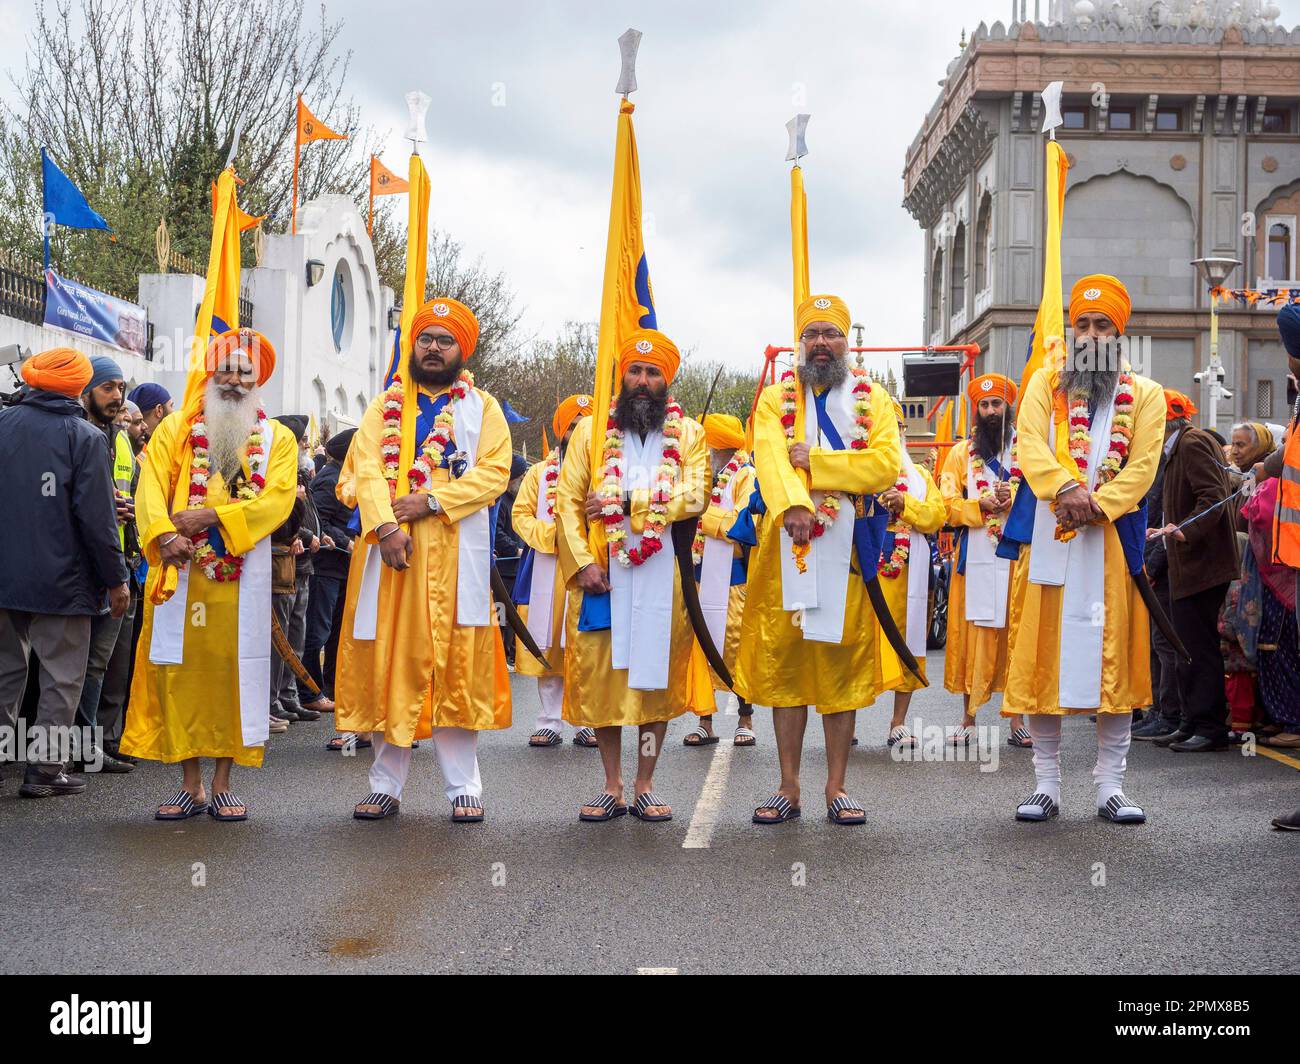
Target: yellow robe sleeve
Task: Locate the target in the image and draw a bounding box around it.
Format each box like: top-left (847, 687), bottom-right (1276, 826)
top-left (213, 422), bottom-right (299, 557)
top-left (900, 465), bottom-right (946, 534)
top-left (700, 463), bottom-right (755, 540)
top-left (353, 395), bottom-right (398, 542)
top-left (427, 390), bottom-right (512, 525)
top-left (1017, 369), bottom-right (1077, 503)
top-left (556, 417), bottom-right (597, 583)
top-left (808, 382), bottom-right (902, 496)
top-left (135, 412), bottom-right (182, 566)
top-left (940, 440), bottom-right (983, 528)
top-left (752, 382), bottom-right (812, 523)
top-left (1093, 374), bottom-right (1165, 523)
top-left (512, 460), bottom-right (556, 554)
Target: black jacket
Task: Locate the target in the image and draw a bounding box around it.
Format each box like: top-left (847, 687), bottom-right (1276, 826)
top-left (1143, 448), bottom-right (1170, 585)
top-left (0, 388), bottom-right (129, 615)
top-left (1163, 425), bottom-right (1238, 600)
top-left (309, 460), bottom-right (355, 581)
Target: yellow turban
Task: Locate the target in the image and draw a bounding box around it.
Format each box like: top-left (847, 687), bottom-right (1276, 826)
top-left (206, 328), bottom-right (277, 386)
top-left (552, 394), bottom-right (594, 440)
top-left (1069, 274), bottom-right (1132, 335)
top-left (618, 329), bottom-right (680, 385)
top-left (410, 297), bottom-right (479, 359)
top-left (20, 347), bottom-right (92, 397)
top-left (702, 413), bottom-right (744, 451)
top-left (796, 294), bottom-right (851, 340)
top-left (890, 396), bottom-right (905, 422)
top-left (967, 372), bottom-right (1017, 412)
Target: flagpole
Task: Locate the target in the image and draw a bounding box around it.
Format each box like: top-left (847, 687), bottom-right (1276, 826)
top-left (292, 95), bottom-right (301, 235)
top-left (368, 157), bottom-right (375, 237)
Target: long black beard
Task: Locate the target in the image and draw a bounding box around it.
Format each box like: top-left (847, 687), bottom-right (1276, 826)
top-left (614, 386), bottom-right (668, 437)
top-left (408, 351), bottom-right (463, 390)
top-left (800, 352), bottom-right (848, 392)
top-left (971, 412), bottom-right (1012, 460)
top-left (1061, 365), bottom-right (1120, 412)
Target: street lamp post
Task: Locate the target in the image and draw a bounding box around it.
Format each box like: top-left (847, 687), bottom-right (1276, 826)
top-left (1191, 256), bottom-right (1241, 432)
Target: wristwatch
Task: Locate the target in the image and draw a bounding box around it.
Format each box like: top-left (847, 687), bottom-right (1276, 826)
top-left (426, 493), bottom-right (442, 516)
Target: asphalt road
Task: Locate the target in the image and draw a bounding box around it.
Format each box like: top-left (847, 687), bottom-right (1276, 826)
top-left (3, 650), bottom-right (1297, 974)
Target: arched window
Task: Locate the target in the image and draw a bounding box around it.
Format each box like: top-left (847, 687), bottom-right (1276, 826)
top-left (1268, 221), bottom-right (1292, 280)
top-left (950, 222), bottom-right (966, 316)
top-left (974, 195), bottom-right (991, 294)
top-left (929, 248), bottom-right (944, 330)
top-left (313, 378), bottom-right (327, 427)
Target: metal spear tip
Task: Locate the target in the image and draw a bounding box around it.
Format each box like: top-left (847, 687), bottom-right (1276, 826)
top-left (224, 119), bottom-right (244, 168)
top-left (405, 91), bottom-right (431, 146)
top-left (616, 28), bottom-right (642, 96)
top-left (786, 114), bottom-right (810, 162)
top-left (1040, 80), bottom-right (1064, 134)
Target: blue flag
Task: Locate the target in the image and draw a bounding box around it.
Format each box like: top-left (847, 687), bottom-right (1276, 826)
top-left (41, 149), bottom-right (109, 231)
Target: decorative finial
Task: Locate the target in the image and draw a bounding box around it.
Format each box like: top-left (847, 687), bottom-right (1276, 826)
top-left (405, 91), bottom-right (431, 148)
top-left (786, 114), bottom-right (810, 163)
top-left (960, 27), bottom-right (967, 49)
top-left (1041, 80), bottom-right (1064, 137)
top-left (616, 28), bottom-right (642, 96)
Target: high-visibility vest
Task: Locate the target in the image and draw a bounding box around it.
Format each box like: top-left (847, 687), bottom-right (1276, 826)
top-left (112, 429), bottom-right (134, 551)
top-left (1276, 416), bottom-right (1300, 567)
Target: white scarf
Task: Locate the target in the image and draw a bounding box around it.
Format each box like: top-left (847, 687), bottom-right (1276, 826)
top-left (525, 452), bottom-right (565, 653)
top-left (149, 411), bottom-right (273, 747)
top-left (1027, 393), bottom-right (1116, 709)
top-left (779, 379), bottom-right (859, 644)
top-left (607, 427), bottom-right (676, 690)
top-left (964, 444), bottom-right (1012, 630)
top-left (698, 462), bottom-right (744, 654)
top-left (353, 387), bottom-right (491, 639)
top-left (899, 450), bottom-right (930, 658)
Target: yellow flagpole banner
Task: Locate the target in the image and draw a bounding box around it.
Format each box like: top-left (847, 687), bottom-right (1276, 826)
top-left (790, 163), bottom-right (811, 485)
top-left (1018, 139), bottom-right (1069, 403)
top-left (389, 151), bottom-right (431, 484)
top-left (588, 97), bottom-right (657, 560)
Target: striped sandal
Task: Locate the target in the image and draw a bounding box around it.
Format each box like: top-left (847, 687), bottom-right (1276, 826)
top-left (1097, 793), bottom-right (1146, 825)
top-left (207, 791), bottom-right (248, 822)
top-left (529, 728), bottom-right (563, 747)
top-left (752, 793), bottom-right (800, 824)
top-left (826, 795), bottom-right (867, 826)
top-left (326, 734), bottom-right (373, 752)
top-left (353, 792), bottom-right (400, 820)
top-left (1015, 792), bottom-right (1060, 822)
top-left (734, 724), bottom-right (757, 747)
top-left (683, 725), bottom-right (719, 747)
top-left (450, 794), bottom-right (484, 823)
top-left (1007, 726), bottom-right (1034, 748)
top-left (887, 725), bottom-right (917, 748)
top-left (572, 727), bottom-right (598, 748)
top-left (630, 791), bottom-right (672, 822)
top-left (155, 789), bottom-right (207, 821)
top-left (578, 792), bottom-right (627, 822)
top-left (947, 725), bottom-right (976, 747)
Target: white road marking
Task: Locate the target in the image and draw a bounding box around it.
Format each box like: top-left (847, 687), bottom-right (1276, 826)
top-left (682, 730), bottom-right (735, 850)
top-left (637, 967), bottom-right (679, 975)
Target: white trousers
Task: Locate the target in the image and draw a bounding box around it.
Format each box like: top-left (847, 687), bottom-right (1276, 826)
top-left (368, 728), bottom-right (482, 802)
top-left (1026, 713), bottom-right (1131, 805)
top-left (536, 674), bottom-right (565, 733)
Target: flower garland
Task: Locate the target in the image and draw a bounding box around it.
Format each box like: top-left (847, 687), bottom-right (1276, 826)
top-left (379, 370), bottom-right (475, 500)
top-left (1066, 369), bottom-right (1135, 486)
top-left (541, 447), bottom-right (560, 518)
top-left (779, 368), bottom-right (873, 538)
top-left (969, 438), bottom-right (1022, 545)
top-left (877, 476), bottom-right (911, 578)
top-left (691, 450), bottom-right (749, 564)
top-left (187, 409), bottom-right (268, 582)
top-left (599, 397), bottom-right (685, 567)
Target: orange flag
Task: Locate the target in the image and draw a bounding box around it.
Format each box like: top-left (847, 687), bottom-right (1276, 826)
top-left (368, 155), bottom-right (410, 236)
top-left (211, 181), bottom-right (263, 232)
top-left (296, 96), bottom-right (346, 145)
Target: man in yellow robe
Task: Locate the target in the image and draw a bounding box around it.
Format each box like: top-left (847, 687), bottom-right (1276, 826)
top-left (683, 413), bottom-right (758, 748)
top-left (1002, 275), bottom-right (1164, 824)
top-left (940, 373), bottom-right (1031, 747)
top-left (735, 294), bottom-right (901, 827)
top-left (555, 330), bottom-right (708, 823)
top-left (336, 298), bottom-right (512, 823)
top-left (513, 394), bottom-right (597, 749)
top-left (874, 398), bottom-right (946, 749)
top-left (123, 329), bottom-right (298, 821)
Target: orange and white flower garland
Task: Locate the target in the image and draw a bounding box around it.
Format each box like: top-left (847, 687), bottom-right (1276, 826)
top-left (691, 450), bottom-right (748, 564)
top-left (877, 477), bottom-right (911, 578)
top-left (187, 409), bottom-right (267, 582)
top-left (379, 370), bottom-right (475, 500)
top-left (599, 397), bottom-right (685, 568)
top-left (779, 368), bottom-right (873, 537)
top-left (541, 447), bottom-right (560, 516)
top-left (970, 439), bottom-right (1021, 545)
top-left (1067, 369), bottom-right (1136, 486)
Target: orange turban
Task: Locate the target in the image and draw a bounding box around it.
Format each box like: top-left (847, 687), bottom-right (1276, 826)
top-left (20, 347), bottom-right (92, 397)
top-left (410, 297), bottom-right (479, 359)
top-left (1069, 274), bottom-right (1132, 335)
top-left (1164, 388), bottom-right (1198, 422)
top-left (206, 328), bottom-right (277, 386)
top-left (702, 413), bottom-right (744, 451)
top-left (795, 294), bottom-right (852, 340)
top-left (618, 329), bottom-right (680, 385)
top-left (552, 394), bottom-right (594, 440)
top-left (967, 373), bottom-right (1017, 411)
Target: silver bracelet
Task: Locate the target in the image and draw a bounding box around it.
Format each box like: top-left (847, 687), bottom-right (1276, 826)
top-left (377, 525), bottom-right (402, 542)
top-left (159, 533), bottom-right (178, 547)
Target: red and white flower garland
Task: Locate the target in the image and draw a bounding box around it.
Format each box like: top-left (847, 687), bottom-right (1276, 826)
top-left (1066, 368), bottom-right (1136, 486)
top-left (691, 450), bottom-right (749, 564)
top-left (379, 370), bottom-right (475, 500)
top-left (877, 476), bottom-right (911, 578)
top-left (599, 397), bottom-right (685, 568)
top-left (969, 439), bottom-right (1022, 545)
top-left (779, 368), bottom-right (873, 537)
top-left (187, 409), bottom-right (268, 582)
top-left (541, 447), bottom-right (560, 517)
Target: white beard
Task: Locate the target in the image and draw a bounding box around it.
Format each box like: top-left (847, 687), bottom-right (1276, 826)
top-left (204, 380), bottom-right (261, 482)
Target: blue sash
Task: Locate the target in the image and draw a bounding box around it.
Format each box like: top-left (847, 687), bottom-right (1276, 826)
top-left (727, 480), bottom-right (764, 546)
top-left (415, 392), bottom-right (452, 467)
top-left (512, 548), bottom-right (534, 604)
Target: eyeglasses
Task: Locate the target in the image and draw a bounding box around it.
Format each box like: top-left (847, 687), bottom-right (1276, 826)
top-left (415, 333), bottom-right (457, 351)
top-left (800, 329), bottom-right (844, 343)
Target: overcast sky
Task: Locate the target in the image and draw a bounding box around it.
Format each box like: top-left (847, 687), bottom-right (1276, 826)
top-left (4, 0), bottom-right (1299, 373)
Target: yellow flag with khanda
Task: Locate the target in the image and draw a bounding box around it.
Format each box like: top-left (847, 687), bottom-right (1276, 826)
top-left (1018, 140), bottom-right (1069, 405)
top-left (588, 98), bottom-right (658, 560)
top-left (786, 162), bottom-right (813, 478)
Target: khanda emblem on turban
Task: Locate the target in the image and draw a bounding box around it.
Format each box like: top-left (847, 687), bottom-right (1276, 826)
top-left (635, 339), bottom-right (653, 354)
top-left (576, 396), bottom-right (590, 408)
top-left (1084, 287), bottom-right (1101, 300)
top-left (981, 379), bottom-right (993, 392)
top-left (433, 302), bottom-right (450, 317)
top-left (813, 297), bottom-right (832, 310)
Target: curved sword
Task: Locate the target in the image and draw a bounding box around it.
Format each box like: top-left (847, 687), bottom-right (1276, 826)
top-left (671, 518), bottom-right (734, 690)
top-left (864, 571), bottom-right (927, 688)
top-left (1132, 570), bottom-right (1192, 665)
top-left (491, 565), bottom-right (552, 672)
